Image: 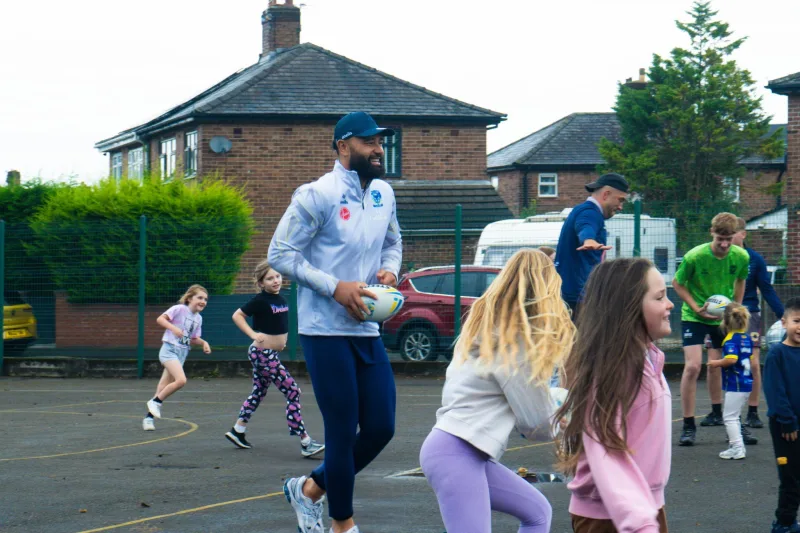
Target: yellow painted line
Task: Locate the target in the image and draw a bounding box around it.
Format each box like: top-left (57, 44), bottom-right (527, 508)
top-left (0, 400), bottom-right (118, 413)
top-left (0, 411), bottom-right (197, 462)
top-left (74, 491), bottom-right (284, 533)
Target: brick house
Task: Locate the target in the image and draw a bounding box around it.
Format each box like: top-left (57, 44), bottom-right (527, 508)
top-left (94, 0), bottom-right (508, 290)
top-left (487, 112), bottom-right (787, 221)
top-left (767, 71), bottom-right (800, 284)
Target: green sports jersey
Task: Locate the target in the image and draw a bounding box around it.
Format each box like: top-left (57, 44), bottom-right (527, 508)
top-left (674, 243), bottom-right (749, 325)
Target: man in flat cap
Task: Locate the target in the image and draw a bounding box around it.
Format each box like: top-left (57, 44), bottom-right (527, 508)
top-left (555, 173), bottom-right (629, 319)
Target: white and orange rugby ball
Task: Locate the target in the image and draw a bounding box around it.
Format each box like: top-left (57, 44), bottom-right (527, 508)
top-left (361, 284), bottom-right (405, 322)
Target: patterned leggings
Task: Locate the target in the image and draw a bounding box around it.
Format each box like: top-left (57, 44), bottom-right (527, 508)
top-left (238, 346), bottom-right (306, 436)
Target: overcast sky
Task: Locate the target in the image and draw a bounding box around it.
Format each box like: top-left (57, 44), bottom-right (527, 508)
top-left (1, 0), bottom-right (797, 184)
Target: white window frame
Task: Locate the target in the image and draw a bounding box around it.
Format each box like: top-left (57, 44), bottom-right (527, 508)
top-left (381, 130), bottom-right (401, 177)
top-left (160, 138), bottom-right (177, 179)
top-left (111, 152), bottom-right (123, 181)
top-left (490, 175), bottom-right (499, 190)
top-left (128, 147), bottom-right (144, 181)
top-left (538, 173), bottom-right (558, 198)
top-left (184, 131), bottom-right (198, 178)
top-left (723, 176), bottom-right (740, 203)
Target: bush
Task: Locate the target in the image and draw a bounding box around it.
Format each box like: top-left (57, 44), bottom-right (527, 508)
top-left (0, 180), bottom-right (66, 293)
top-left (29, 175), bottom-right (255, 304)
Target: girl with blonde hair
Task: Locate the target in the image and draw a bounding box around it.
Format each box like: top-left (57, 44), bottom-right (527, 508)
top-left (144, 285), bottom-right (211, 430)
top-left (708, 302), bottom-right (755, 460)
top-left (224, 260), bottom-right (324, 458)
top-left (419, 248), bottom-right (575, 532)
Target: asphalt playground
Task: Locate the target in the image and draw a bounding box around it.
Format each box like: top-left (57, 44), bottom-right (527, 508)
top-left (0, 375), bottom-right (780, 533)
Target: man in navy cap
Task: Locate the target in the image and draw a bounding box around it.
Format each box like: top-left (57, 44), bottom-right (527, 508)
top-left (269, 111), bottom-right (402, 533)
top-left (555, 173), bottom-right (629, 318)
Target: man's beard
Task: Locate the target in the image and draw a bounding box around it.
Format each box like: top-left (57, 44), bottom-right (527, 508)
top-left (350, 152), bottom-right (385, 183)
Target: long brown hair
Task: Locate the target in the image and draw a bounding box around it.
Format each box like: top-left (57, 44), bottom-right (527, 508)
top-left (178, 284), bottom-right (208, 305)
top-left (453, 248), bottom-right (575, 384)
top-left (555, 257), bottom-right (655, 475)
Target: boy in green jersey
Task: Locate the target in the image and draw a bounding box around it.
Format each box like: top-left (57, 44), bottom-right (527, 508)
top-left (672, 212), bottom-right (749, 446)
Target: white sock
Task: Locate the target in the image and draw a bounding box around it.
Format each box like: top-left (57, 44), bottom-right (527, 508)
top-left (301, 435), bottom-right (311, 446)
top-left (234, 424), bottom-right (247, 433)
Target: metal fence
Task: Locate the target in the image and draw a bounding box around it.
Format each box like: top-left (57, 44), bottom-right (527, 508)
top-left (1, 197), bottom-right (796, 373)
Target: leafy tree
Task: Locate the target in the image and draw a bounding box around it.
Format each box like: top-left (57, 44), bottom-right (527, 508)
top-left (599, 2), bottom-right (784, 249)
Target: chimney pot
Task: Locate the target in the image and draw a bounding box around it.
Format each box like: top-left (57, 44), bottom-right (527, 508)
top-left (638, 68), bottom-right (646, 82)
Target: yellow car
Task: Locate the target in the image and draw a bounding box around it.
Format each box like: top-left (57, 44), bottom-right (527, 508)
top-left (3, 291), bottom-right (37, 353)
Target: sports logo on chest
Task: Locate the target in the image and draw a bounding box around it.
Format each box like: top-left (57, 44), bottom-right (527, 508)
top-left (371, 190), bottom-right (383, 208)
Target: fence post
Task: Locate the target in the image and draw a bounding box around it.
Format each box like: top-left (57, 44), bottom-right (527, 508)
top-left (137, 215), bottom-right (146, 379)
top-left (288, 281), bottom-right (298, 361)
top-left (454, 205), bottom-right (462, 338)
top-left (0, 220), bottom-right (5, 375)
top-left (633, 198), bottom-right (642, 257)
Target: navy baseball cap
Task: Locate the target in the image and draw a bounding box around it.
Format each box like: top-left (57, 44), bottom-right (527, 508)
top-left (332, 112), bottom-right (395, 149)
top-left (585, 173), bottom-right (630, 193)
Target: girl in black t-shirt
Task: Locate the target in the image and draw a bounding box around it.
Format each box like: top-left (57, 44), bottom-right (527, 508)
top-left (225, 260), bottom-right (325, 458)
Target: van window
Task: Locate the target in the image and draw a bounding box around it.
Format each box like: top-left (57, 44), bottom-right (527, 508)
top-left (484, 246), bottom-right (522, 267)
top-left (653, 248), bottom-right (669, 273)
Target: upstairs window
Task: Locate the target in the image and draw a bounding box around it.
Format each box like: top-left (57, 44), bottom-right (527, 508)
top-left (160, 138), bottom-right (177, 179)
top-left (184, 131), bottom-right (198, 177)
top-left (111, 152), bottom-right (123, 181)
top-left (538, 173), bottom-right (557, 197)
top-left (382, 130), bottom-right (402, 177)
top-left (128, 147), bottom-right (144, 180)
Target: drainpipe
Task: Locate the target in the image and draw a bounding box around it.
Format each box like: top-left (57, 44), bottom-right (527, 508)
top-left (522, 171), bottom-right (529, 213)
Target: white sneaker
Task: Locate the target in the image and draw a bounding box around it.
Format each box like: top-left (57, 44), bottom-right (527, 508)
top-left (142, 417), bottom-right (155, 431)
top-left (301, 439), bottom-right (326, 458)
top-left (719, 446), bottom-right (746, 460)
top-left (330, 528), bottom-right (359, 533)
top-left (146, 399), bottom-right (162, 419)
top-left (283, 476), bottom-right (325, 532)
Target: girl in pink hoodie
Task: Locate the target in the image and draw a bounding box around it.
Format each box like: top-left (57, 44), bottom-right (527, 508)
top-left (555, 258), bottom-right (674, 533)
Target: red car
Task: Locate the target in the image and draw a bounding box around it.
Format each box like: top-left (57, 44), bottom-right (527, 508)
top-left (382, 266), bottom-right (501, 362)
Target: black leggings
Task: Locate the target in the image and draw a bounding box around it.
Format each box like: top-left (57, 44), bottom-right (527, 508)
top-left (770, 417), bottom-right (800, 526)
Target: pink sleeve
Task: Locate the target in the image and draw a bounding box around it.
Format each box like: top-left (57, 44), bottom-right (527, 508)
top-left (582, 432), bottom-right (660, 533)
top-left (163, 305), bottom-right (182, 321)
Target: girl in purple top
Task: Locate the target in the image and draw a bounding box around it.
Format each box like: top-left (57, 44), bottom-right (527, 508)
top-left (143, 285), bottom-right (211, 431)
top-left (224, 260), bottom-right (325, 458)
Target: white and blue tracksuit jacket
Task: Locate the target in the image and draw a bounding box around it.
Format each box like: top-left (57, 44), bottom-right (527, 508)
top-left (268, 160), bottom-right (403, 337)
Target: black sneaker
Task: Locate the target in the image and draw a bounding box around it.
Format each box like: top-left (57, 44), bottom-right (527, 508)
top-left (225, 429), bottom-right (252, 449)
top-left (700, 412), bottom-right (724, 426)
top-left (679, 426), bottom-right (696, 446)
top-left (745, 411), bottom-right (764, 428)
top-left (741, 425), bottom-right (758, 445)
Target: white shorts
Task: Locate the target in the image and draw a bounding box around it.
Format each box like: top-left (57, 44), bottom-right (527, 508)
top-left (159, 343), bottom-right (189, 365)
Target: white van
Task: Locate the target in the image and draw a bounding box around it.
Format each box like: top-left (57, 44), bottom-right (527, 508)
top-left (474, 209), bottom-right (677, 284)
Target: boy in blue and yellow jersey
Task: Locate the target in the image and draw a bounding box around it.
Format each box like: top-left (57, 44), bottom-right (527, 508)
top-left (708, 303), bottom-right (754, 460)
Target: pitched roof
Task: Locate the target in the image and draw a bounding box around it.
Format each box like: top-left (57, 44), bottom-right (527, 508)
top-left (488, 113), bottom-right (785, 169)
top-left (487, 113), bottom-right (620, 169)
top-left (767, 72), bottom-right (800, 95)
top-left (739, 124), bottom-right (786, 166)
top-left (392, 180), bottom-right (513, 233)
top-left (96, 44), bottom-right (505, 152)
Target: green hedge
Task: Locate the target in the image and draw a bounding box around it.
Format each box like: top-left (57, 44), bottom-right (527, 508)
top-left (1, 180), bottom-right (66, 293)
top-left (28, 176), bottom-right (255, 304)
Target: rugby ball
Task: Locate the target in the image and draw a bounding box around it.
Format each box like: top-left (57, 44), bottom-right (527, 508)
top-left (361, 284), bottom-right (405, 322)
top-left (705, 294), bottom-right (731, 318)
top-left (766, 320), bottom-right (785, 347)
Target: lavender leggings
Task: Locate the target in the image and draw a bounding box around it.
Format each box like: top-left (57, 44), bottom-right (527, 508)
top-left (420, 429), bottom-right (552, 533)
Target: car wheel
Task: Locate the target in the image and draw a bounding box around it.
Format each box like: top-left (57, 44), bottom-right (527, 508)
top-left (399, 327), bottom-right (437, 362)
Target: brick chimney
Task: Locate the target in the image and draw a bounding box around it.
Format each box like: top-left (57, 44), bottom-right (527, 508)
top-left (261, 0), bottom-right (301, 59)
top-left (6, 170), bottom-right (21, 186)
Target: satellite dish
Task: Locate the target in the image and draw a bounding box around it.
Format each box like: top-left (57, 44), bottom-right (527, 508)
top-left (209, 136), bottom-right (232, 154)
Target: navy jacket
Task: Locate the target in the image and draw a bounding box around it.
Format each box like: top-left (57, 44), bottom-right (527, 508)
top-left (743, 247), bottom-right (784, 318)
top-left (763, 343), bottom-right (800, 433)
top-left (555, 200), bottom-right (606, 303)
